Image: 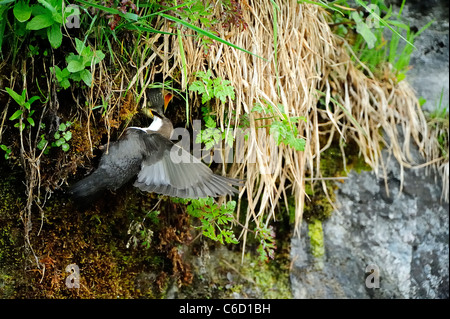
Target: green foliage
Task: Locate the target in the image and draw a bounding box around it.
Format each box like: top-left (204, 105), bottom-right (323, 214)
top-left (190, 71), bottom-right (236, 150)
top-left (10, 0), bottom-right (73, 49)
top-left (126, 210), bottom-right (160, 250)
top-left (37, 121), bottom-right (72, 154)
top-left (0, 144), bottom-right (12, 160)
top-left (51, 65), bottom-right (71, 90)
top-left (51, 38), bottom-right (106, 89)
top-left (427, 89), bottom-right (449, 159)
top-left (196, 115), bottom-right (223, 150)
top-left (174, 0), bottom-right (216, 52)
top-left (5, 87), bottom-right (39, 131)
top-left (177, 197), bottom-right (239, 245)
top-left (53, 121), bottom-right (72, 152)
top-left (177, 1), bottom-right (217, 29)
top-left (195, 106), bottom-right (234, 151)
top-left (252, 101), bottom-right (306, 151)
top-left (255, 224), bottom-right (277, 263)
top-left (189, 70), bottom-right (235, 104)
top-left (303, 0), bottom-right (432, 81)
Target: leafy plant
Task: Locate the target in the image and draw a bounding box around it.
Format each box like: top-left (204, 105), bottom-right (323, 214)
top-left (12, 0), bottom-right (69, 49)
top-left (314, 0), bottom-right (432, 81)
top-left (252, 101), bottom-right (307, 151)
top-left (51, 38), bottom-right (105, 89)
top-left (51, 65), bottom-right (71, 90)
top-left (196, 115), bottom-right (223, 150)
top-left (6, 87), bottom-right (39, 131)
top-left (177, 197), bottom-right (239, 245)
top-left (189, 69), bottom-right (235, 104)
top-left (0, 144), bottom-right (12, 160)
top-left (172, 0), bottom-right (217, 52)
top-left (255, 224), bottom-right (277, 262)
top-left (52, 121), bottom-right (72, 152)
top-left (190, 70), bottom-right (236, 150)
top-left (37, 121), bottom-right (72, 154)
top-left (126, 210), bottom-right (160, 249)
top-left (195, 106), bottom-right (234, 151)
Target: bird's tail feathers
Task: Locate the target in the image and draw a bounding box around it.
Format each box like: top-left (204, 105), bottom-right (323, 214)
top-left (70, 170), bottom-right (108, 205)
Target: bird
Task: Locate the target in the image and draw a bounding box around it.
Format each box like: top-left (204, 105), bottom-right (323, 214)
top-left (70, 88), bottom-right (243, 203)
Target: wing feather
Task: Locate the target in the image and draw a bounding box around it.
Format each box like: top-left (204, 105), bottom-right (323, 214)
top-left (133, 133), bottom-right (242, 198)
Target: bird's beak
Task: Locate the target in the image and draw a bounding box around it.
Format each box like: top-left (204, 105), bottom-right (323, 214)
top-left (164, 92), bottom-right (173, 112)
top-left (142, 90), bottom-right (173, 118)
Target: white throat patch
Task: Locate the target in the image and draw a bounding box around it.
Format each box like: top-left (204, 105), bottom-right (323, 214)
top-left (148, 116), bottom-right (163, 132)
top-left (128, 116), bottom-right (164, 133)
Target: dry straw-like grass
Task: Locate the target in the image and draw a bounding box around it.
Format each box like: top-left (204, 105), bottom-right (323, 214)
top-left (125, 0), bottom-right (448, 244)
top-left (85, 0), bottom-right (447, 250)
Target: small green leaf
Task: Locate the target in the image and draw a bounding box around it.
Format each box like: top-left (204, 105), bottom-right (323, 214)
top-left (69, 71), bottom-right (81, 81)
top-left (29, 95), bottom-right (39, 104)
top-left (74, 38), bottom-right (85, 55)
top-left (55, 138), bottom-right (64, 147)
top-left (418, 97), bottom-right (427, 107)
top-left (92, 50), bottom-right (105, 65)
top-left (13, 0), bottom-right (32, 22)
top-left (47, 23), bottom-right (62, 49)
top-left (54, 132), bottom-right (60, 140)
top-left (80, 69), bottom-right (92, 87)
top-left (61, 143), bottom-right (70, 152)
top-left (27, 117), bottom-right (35, 127)
top-left (60, 78), bottom-right (71, 89)
top-left (59, 123), bottom-right (67, 131)
top-left (15, 122), bottom-right (26, 131)
top-left (37, 136), bottom-right (48, 150)
top-left (5, 87), bottom-right (25, 106)
top-left (67, 56), bottom-right (85, 73)
top-left (351, 11), bottom-right (377, 49)
top-left (189, 81), bottom-right (206, 95)
top-left (51, 11), bottom-right (63, 24)
top-left (9, 110), bottom-right (23, 121)
top-left (204, 116), bottom-right (216, 128)
top-left (26, 13), bottom-right (54, 30)
top-left (63, 131), bottom-right (72, 141)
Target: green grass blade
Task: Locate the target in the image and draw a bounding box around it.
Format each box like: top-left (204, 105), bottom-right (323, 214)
top-left (158, 13), bottom-right (266, 61)
top-left (76, 0), bottom-right (121, 15)
top-left (177, 28), bottom-right (190, 127)
top-left (354, 0), bottom-right (415, 49)
top-left (298, 0), bottom-right (345, 16)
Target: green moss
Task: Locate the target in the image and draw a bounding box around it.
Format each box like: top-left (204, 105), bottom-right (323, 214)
top-left (239, 256), bottom-right (292, 298)
top-left (308, 219), bottom-right (325, 259)
top-left (303, 139), bottom-right (373, 223)
top-left (0, 161), bottom-right (193, 298)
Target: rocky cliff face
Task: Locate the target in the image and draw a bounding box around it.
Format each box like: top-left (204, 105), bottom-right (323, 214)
top-left (290, 0), bottom-right (449, 299)
top-left (291, 146), bottom-right (449, 298)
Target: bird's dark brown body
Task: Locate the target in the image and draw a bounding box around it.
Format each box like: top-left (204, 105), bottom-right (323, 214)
top-left (70, 89), bottom-right (242, 202)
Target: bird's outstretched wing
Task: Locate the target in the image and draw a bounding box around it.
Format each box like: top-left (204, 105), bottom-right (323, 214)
top-left (134, 132), bottom-right (243, 199)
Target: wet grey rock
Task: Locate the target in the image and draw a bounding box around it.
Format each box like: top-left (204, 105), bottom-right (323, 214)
top-left (290, 146), bottom-right (449, 299)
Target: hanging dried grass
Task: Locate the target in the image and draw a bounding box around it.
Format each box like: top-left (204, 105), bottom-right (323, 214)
top-left (129, 0), bottom-right (446, 244)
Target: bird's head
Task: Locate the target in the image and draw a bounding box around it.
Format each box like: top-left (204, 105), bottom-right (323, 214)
top-left (142, 88), bottom-right (173, 119)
